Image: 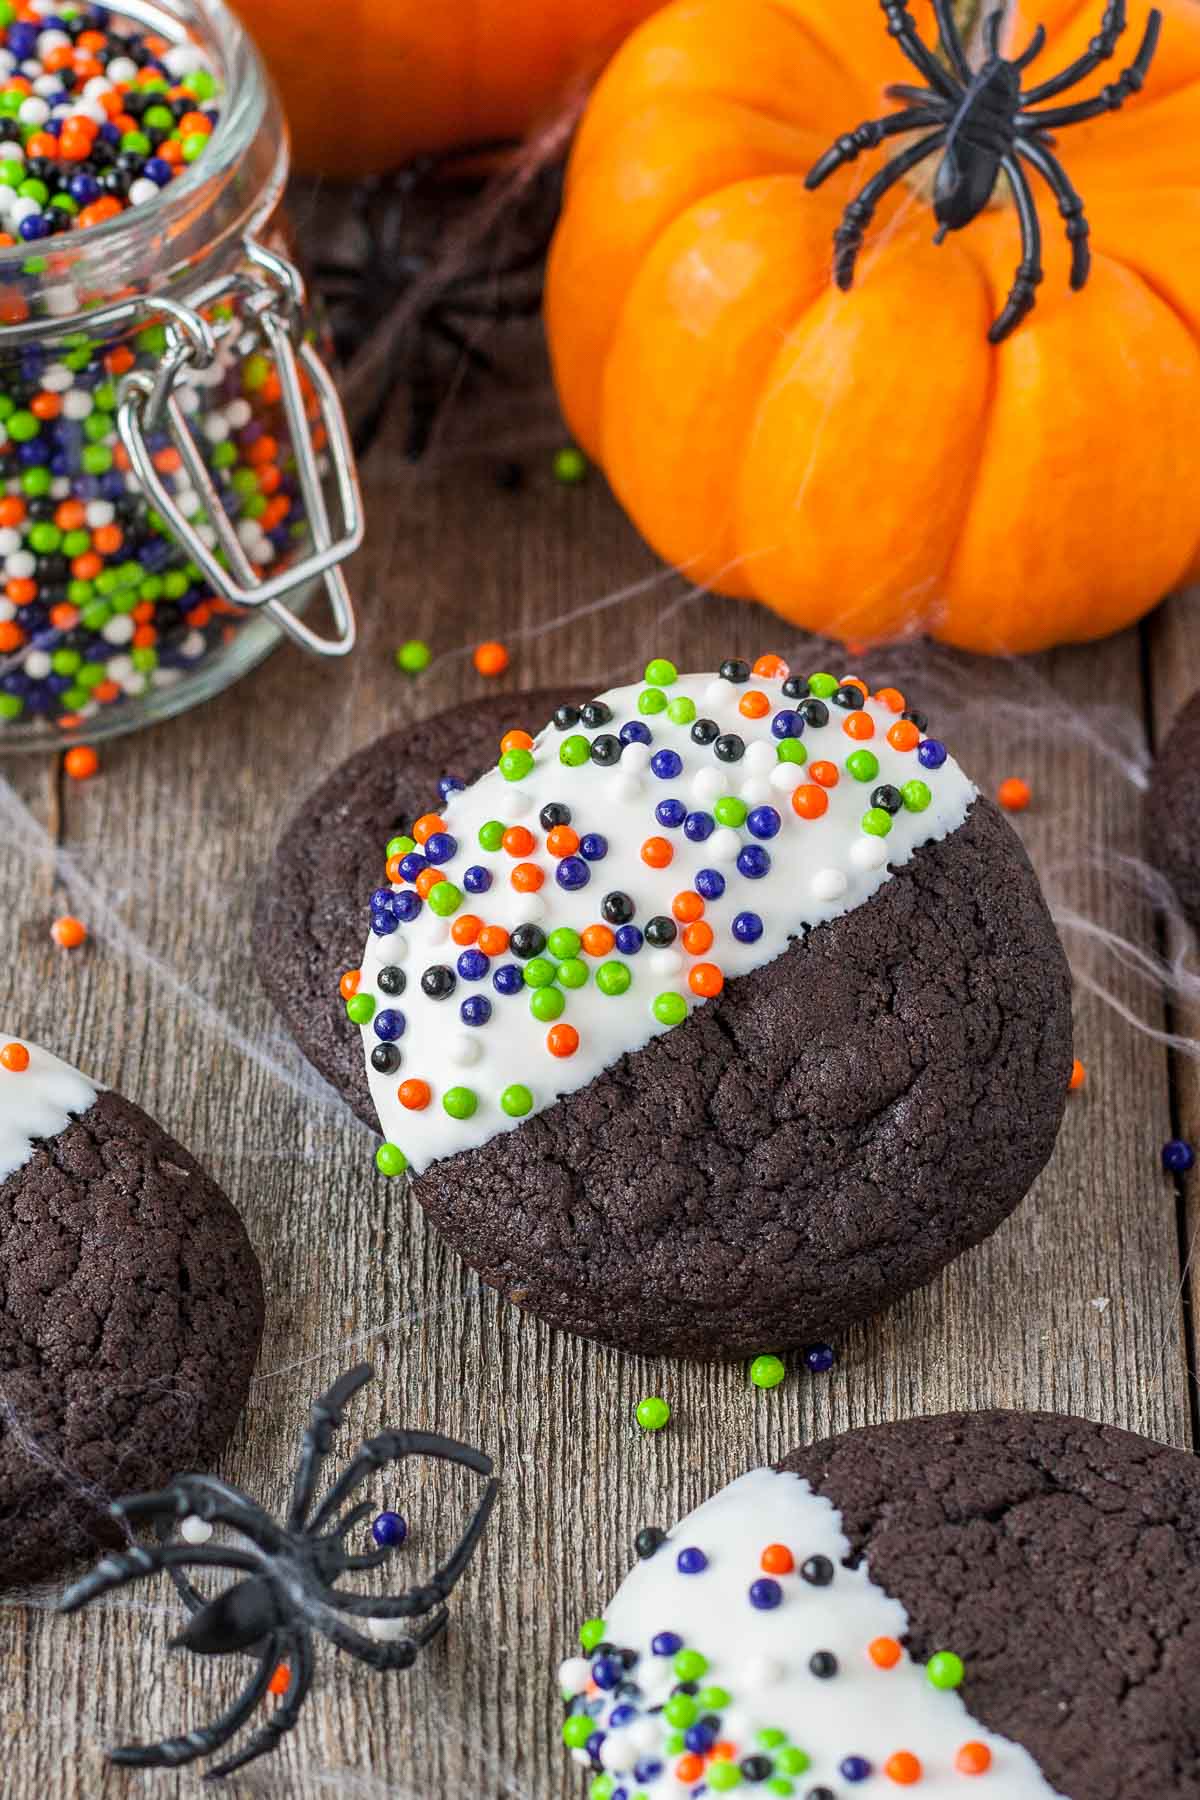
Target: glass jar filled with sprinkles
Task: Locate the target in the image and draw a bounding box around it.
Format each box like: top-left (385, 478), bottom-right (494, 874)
top-left (0, 0), bottom-right (361, 750)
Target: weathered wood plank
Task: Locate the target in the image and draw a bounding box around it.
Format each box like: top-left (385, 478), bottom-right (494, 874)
top-left (0, 349), bottom-right (1190, 1799)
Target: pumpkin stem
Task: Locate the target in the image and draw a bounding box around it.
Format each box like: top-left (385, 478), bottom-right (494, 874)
top-left (904, 0), bottom-right (1015, 204)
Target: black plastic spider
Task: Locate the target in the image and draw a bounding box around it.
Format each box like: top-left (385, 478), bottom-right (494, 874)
top-left (805, 0), bottom-right (1163, 341)
top-left (58, 1364), bottom-right (498, 1781)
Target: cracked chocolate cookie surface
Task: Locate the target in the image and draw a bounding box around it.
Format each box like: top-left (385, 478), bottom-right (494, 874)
top-left (1148, 689), bottom-right (1200, 930)
top-left (0, 1088), bottom-right (263, 1586)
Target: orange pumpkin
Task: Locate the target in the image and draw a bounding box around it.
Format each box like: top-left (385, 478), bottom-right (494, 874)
top-left (545, 0), bottom-right (1200, 653)
top-left (230, 0), bottom-right (665, 179)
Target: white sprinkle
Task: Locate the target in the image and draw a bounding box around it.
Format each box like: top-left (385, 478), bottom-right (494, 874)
top-left (129, 178), bottom-right (160, 207)
top-left (447, 1035), bottom-right (482, 1067)
top-left (704, 677), bottom-right (735, 706)
top-left (102, 617), bottom-right (135, 647)
top-left (179, 1515), bottom-right (213, 1545)
top-left (151, 667), bottom-right (182, 688)
top-left (691, 767), bottom-right (722, 804)
top-left (744, 738), bottom-right (775, 775)
top-left (708, 827), bottom-right (742, 864)
top-left (23, 651), bottom-right (51, 679)
top-left (225, 398), bottom-right (252, 430)
top-left (4, 551), bottom-right (34, 580)
top-left (84, 500), bottom-right (114, 528)
top-left (599, 1731), bottom-right (637, 1773)
top-left (558, 1657), bottom-right (591, 1696)
top-left (769, 761), bottom-right (803, 794)
top-left (811, 868), bottom-right (848, 901)
top-left (0, 528), bottom-right (21, 557)
top-left (202, 411), bottom-right (231, 443)
top-left (850, 836), bottom-right (889, 870)
top-left (621, 742), bottom-right (650, 774)
top-left (17, 96), bottom-right (48, 126)
top-left (106, 56), bottom-right (138, 83)
top-left (739, 778), bottom-right (772, 806)
top-left (366, 1617), bottom-right (415, 1643)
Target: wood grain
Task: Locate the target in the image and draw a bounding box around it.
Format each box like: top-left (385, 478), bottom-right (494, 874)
top-left (0, 325), bottom-right (1195, 1799)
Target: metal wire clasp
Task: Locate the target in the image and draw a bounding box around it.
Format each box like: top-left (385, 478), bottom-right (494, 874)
top-left (115, 239), bottom-right (361, 658)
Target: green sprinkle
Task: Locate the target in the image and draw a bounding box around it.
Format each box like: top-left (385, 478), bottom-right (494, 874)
top-left (672, 1649), bottom-right (708, 1682)
top-left (750, 1353), bottom-right (786, 1390)
top-left (121, 129), bottom-right (153, 157)
top-left (697, 1685), bottom-right (731, 1710)
top-left (163, 570), bottom-right (190, 599)
top-left (21, 466), bottom-right (51, 496)
top-left (579, 1617), bottom-right (606, 1653)
top-left (7, 409), bottom-right (38, 442)
top-left (0, 162), bottom-right (21, 187)
top-left (757, 1728), bottom-right (788, 1750)
top-left (16, 177), bottom-right (47, 204)
top-left (51, 649), bottom-right (81, 676)
top-left (80, 603), bottom-right (111, 631)
top-left (61, 685), bottom-right (89, 711)
top-left (635, 1395), bottom-right (670, 1431)
top-left (80, 444), bottom-right (113, 476)
top-left (181, 130), bottom-right (210, 162)
top-left (766, 1781), bottom-right (795, 1797)
top-left (143, 104), bottom-right (174, 131)
top-left (714, 796), bottom-right (748, 828)
top-left (426, 880), bottom-right (463, 917)
top-left (553, 445), bottom-right (588, 484)
top-left (562, 1715), bottom-right (593, 1750)
top-left (478, 820), bottom-right (506, 852)
top-left (0, 693), bottom-right (22, 719)
top-left (530, 987), bottom-right (565, 1022)
top-left (902, 778), bottom-right (932, 812)
top-left (776, 1747), bottom-right (811, 1775)
top-left (653, 992), bottom-right (688, 1027)
top-left (644, 657), bottom-right (678, 686)
top-left (776, 739), bottom-right (807, 765)
top-left (662, 1694), bottom-right (697, 1729)
top-left (708, 1764), bottom-right (742, 1792)
top-left (63, 530), bottom-right (91, 559)
top-left (926, 1650), bottom-right (965, 1690)
top-left (346, 993), bottom-right (375, 1025)
top-left (556, 957), bottom-right (588, 990)
top-left (589, 1778), bottom-right (615, 1800)
top-left (667, 695), bottom-right (697, 726)
top-left (861, 807), bottom-right (892, 837)
top-left (664, 1732), bottom-right (685, 1755)
top-left (184, 67), bottom-right (217, 99)
top-left (243, 351), bottom-right (271, 391)
top-left (638, 687), bottom-right (668, 715)
top-left (596, 961), bottom-right (631, 997)
top-left (523, 957), bottom-right (557, 989)
top-left (499, 747), bottom-right (534, 782)
top-left (501, 1084), bottom-right (533, 1118)
top-left (547, 927), bottom-right (581, 960)
top-left (845, 749), bottom-right (880, 783)
top-left (808, 672), bottom-right (838, 698)
top-left (386, 835), bottom-right (416, 860)
top-left (442, 1086), bottom-right (478, 1121)
top-left (375, 1143), bottom-right (408, 1178)
top-left (560, 734), bottom-right (590, 767)
top-left (28, 522), bottom-right (60, 554)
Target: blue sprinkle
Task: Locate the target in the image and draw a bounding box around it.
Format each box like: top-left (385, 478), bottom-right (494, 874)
top-left (371, 1510), bottom-right (407, 1548)
top-left (586, 1730), bottom-right (607, 1761)
top-left (650, 749), bottom-right (683, 781)
top-left (805, 1342), bottom-right (836, 1373)
top-left (655, 797), bottom-right (687, 829)
top-left (609, 1705), bottom-right (637, 1728)
top-left (393, 891), bottom-right (422, 923)
top-left (684, 810), bottom-right (714, 843)
top-left (771, 708), bottom-right (802, 738)
top-left (684, 1722), bottom-right (716, 1754)
top-left (695, 868), bottom-right (725, 901)
top-left (580, 833), bottom-right (608, 862)
top-left (460, 996), bottom-right (492, 1027)
top-left (457, 949), bottom-right (489, 981)
top-left (373, 1009), bottom-right (406, 1041)
top-left (634, 1763), bottom-right (664, 1784)
top-left (746, 806), bottom-right (781, 841)
top-left (424, 832), bottom-right (458, 865)
top-left (1163, 1138), bottom-right (1196, 1172)
top-left (676, 1547), bottom-right (708, 1575)
top-left (556, 856), bottom-right (591, 890)
top-left (370, 886), bottom-right (397, 912)
top-left (840, 1756), bottom-right (872, 1783)
top-left (591, 1658), bottom-right (622, 1691)
top-left (493, 964), bottom-right (523, 996)
top-left (732, 910), bottom-right (763, 944)
top-left (438, 775), bottom-right (466, 800)
top-left (737, 844), bottom-right (771, 880)
top-left (463, 864), bottom-right (492, 894)
top-left (369, 911), bottom-right (399, 937)
top-left (917, 738), bottom-right (947, 770)
top-left (398, 852), bottom-right (427, 882)
top-left (616, 925), bottom-right (643, 955)
top-left (620, 720), bottom-right (653, 746)
top-left (748, 1577), bottom-right (782, 1610)
top-left (651, 1632), bottom-right (682, 1656)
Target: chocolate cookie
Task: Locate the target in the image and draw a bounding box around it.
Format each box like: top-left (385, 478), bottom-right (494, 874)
top-left (0, 1035), bottom-right (264, 1586)
top-left (259, 666), bottom-right (1072, 1359)
top-left (1148, 688), bottom-right (1200, 929)
top-left (558, 1411), bottom-right (1200, 1799)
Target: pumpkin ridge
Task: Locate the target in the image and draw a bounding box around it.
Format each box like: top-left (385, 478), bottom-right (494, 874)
top-left (1109, 257), bottom-right (1200, 584)
top-left (931, 239), bottom-right (1005, 616)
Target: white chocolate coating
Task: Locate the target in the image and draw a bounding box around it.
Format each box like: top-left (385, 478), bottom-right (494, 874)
top-left (358, 670), bottom-right (975, 1174)
top-left (0, 1032), bottom-right (97, 1181)
top-left (563, 1469), bottom-right (1064, 1796)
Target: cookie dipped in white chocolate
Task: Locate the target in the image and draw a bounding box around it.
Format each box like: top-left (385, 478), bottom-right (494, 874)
top-left (558, 1469), bottom-right (1064, 1796)
top-left (0, 1033), bottom-right (97, 1182)
top-left (357, 661), bottom-right (975, 1176)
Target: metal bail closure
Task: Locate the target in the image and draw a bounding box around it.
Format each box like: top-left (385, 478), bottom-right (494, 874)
top-left (115, 241), bottom-right (362, 658)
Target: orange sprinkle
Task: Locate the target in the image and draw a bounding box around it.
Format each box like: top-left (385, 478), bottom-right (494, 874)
top-left (24, 130), bottom-right (57, 159)
top-left (681, 920), bottom-right (713, 955)
top-left (131, 625), bottom-right (157, 650)
top-left (30, 391), bottom-right (61, 420)
top-left (385, 856), bottom-right (405, 884)
top-left (511, 862), bottom-right (544, 892)
top-left (869, 1636), bottom-right (903, 1669)
top-left (689, 963), bottom-right (724, 998)
top-left (874, 686), bottom-right (906, 713)
top-left (675, 1756), bottom-right (704, 1784)
top-left (887, 719), bottom-right (921, 753)
top-left (151, 446), bottom-right (182, 476)
top-left (752, 653), bottom-right (789, 679)
top-left (478, 924), bottom-right (510, 957)
top-left (398, 1080), bottom-right (431, 1111)
top-left (546, 825), bottom-right (580, 859)
top-left (92, 523), bottom-right (123, 556)
top-left (884, 1751), bottom-right (922, 1784)
top-left (810, 760), bottom-right (839, 788)
top-left (267, 1663), bottom-right (290, 1698)
top-left (6, 577), bottom-right (36, 606)
top-left (0, 496), bottom-right (25, 526)
top-left (256, 464), bottom-right (282, 495)
top-left (71, 552), bottom-right (102, 581)
top-left (500, 728), bottom-right (533, 754)
top-left (94, 681), bottom-right (120, 704)
top-left (672, 890), bottom-right (704, 924)
top-left (581, 923), bottom-right (615, 957)
top-left (63, 745), bottom-right (99, 781)
top-left (49, 603), bottom-right (79, 632)
top-left (55, 500), bottom-right (86, 530)
top-left (641, 836), bottom-right (674, 869)
top-left (840, 675), bottom-right (870, 695)
top-left (451, 914), bottom-right (483, 946)
top-left (51, 915), bottom-right (87, 949)
top-left (760, 1543), bottom-right (794, 1575)
top-left (998, 776), bottom-right (1031, 812)
top-left (473, 640), bottom-right (509, 678)
top-left (0, 620), bottom-right (24, 653)
top-left (792, 784), bottom-right (829, 821)
top-left (415, 867), bottom-right (445, 899)
top-left (502, 825), bottom-right (535, 858)
top-left (955, 1743), bottom-right (992, 1776)
top-left (412, 813), bottom-right (445, 844)
top-left (0, 1041), bottom-right (29, 1073)
top-left (738, 689), bottom-right (771, 720)
top-left (709, 1743), bottom-right (737, 1762)
top-left (844, 711), bottom-right (875, 741)
top-left (1069, 1058), bottom-right (1086, 1091)
top-left (547, 1023), bottom-right (579, 1058)
top-left (104, 345), bottom-right (135, 377)
top-left (339, 970), bottom-right (361, 1000)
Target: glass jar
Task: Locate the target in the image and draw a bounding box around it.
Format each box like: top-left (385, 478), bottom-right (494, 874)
top-left (0, 0), bottom-right (361, 752)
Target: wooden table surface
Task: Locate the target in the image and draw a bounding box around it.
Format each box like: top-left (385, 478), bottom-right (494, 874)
top-left (0, 286), bottom-right (1197, 1799)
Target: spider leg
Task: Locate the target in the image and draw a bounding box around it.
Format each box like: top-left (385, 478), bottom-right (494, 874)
top-left (988, 155), bottom-right (1045, 342)
top-left (1012, 24), bottom-right (1048, 71)
top-left (880, 1), bottom-right (963, 99)
top-left (830, 129), bottom-right (948, 290)
top-left (1020, 0), bottom-right (1126, 105)
top-left (931, 0), bottom-right (973, 81)
top-left (304, 1603), bottom-right (443, 1671)
top-left (202, 1629), bottom-right (316, 1781)
top-left (118, 1477), bottom-right (283, 1547)
top-left (805, 105), bottom-right (947, 190)
top-left (287, 1363), bottom-right (375, 1531)
top-left (426, 314), bottom-right (500, 375)
top-left (108, 1637), bottom-right (280, 1769)
top-left (307, 1428), bottom-right (494, 1537)
top-left (983, 10), bottom-right (1005, 58)
top-left (58, 1543), bottom-right (263, 1614)
top-left (329, 1500), bottom-right (375, 1541)
top-left (1016, 136), bottom-right (1091, 289)
top-left (1020, 8), bottom-right (1161, 127)
top-left (310, 1475), bottom-right (499, 1623)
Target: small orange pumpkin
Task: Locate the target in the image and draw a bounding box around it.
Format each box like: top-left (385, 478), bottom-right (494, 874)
top-left (230, 0), bottom-right (665, 179)
top-left (546, 0), bottom-right (1200, 653)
